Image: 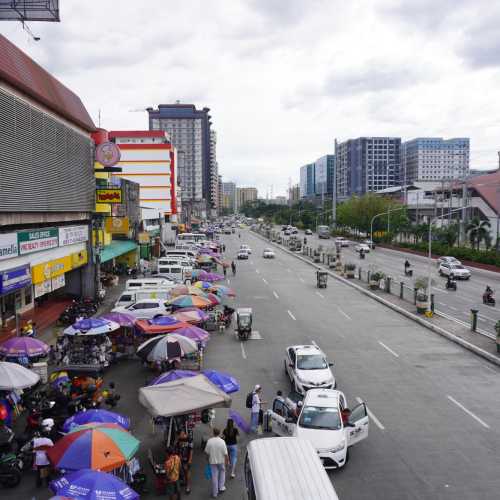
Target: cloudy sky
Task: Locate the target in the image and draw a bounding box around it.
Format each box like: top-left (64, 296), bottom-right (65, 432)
top-left (3, 0), bottom-right (500, 196)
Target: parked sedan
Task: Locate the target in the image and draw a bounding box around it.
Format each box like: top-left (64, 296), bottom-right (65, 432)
top-left (112, 299), bottom-right (169, 319)
top-left (262, 248), bottom-right (275, 259)
top-left (438, 262), bottom-right (471, 280)
top-left (354, 243), bottom-right (371, 253)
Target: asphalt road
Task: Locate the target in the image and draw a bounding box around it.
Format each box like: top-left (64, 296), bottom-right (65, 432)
top-left (12, 230), bottom-right (500, 500)
top-left (274, 225), bottom-right (500, 335)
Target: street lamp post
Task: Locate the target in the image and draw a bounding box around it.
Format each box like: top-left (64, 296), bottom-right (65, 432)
top-left (370, 206), bottom-right (407, 245)
top-left (426, 206), bottom-right (469, 311)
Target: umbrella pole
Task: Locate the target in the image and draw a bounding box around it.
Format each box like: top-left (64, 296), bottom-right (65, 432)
top-left (166, 417), bottom-right (173, 446)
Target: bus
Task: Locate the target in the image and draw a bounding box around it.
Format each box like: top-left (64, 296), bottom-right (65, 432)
top-left (176, 232), bottom-right (207, 244)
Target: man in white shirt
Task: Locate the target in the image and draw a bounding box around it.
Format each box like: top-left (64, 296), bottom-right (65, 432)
top-left (204, 428), bottom-right (229, 498)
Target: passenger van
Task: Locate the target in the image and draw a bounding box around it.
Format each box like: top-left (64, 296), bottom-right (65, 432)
top-left (114, 288), bottom-right (171, 308)
top-left (156, 264), bottom-right (192, 283)
top-left (177, 232), bottom-right (207, 244)
top-left (245, 437), bottom-right (339, 500)
top-left (125, 278), bottom-right (174, 290)
top-left (163, 249), bottom-right (197, 260)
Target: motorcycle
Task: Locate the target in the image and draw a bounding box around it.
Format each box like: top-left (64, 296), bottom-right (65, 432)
top-left (483, 292), bottom-right (495, 306)
top-left (0, 453), bottom-right (22, 488)
top-left (404, 268), bottom-right (413, 277)
top-left (445, 277), bottom-right (457, 291)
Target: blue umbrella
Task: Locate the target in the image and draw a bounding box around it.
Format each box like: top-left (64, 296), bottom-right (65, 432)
top-left (148, 316), bottom-right (184, 328)
top-left (149, 369), bottom-right (198, 386)
top-left (202, 369), bottom-right (240, 394)
top-left (64, 318), bottom-right (120, 336)
top-left (62, 409), bottom-right (130, 433)
top-left (50, 469), bottom-right (139, 499)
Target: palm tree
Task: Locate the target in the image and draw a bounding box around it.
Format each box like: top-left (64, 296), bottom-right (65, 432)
top-left (466, 217), bottom-right (491, 250)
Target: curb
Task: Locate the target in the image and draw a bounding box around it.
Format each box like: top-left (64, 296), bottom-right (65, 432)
top-left (251, 231), bottom-right (500, 368)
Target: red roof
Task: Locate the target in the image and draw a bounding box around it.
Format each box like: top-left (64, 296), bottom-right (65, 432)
top-left (109, 131), bottom-right (168, 138)
top-left (467, 170), bottom-right (500, 215)
top-left (0, 35), bottom-right (95, 132)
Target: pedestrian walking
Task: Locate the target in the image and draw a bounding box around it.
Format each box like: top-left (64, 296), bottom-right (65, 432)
top-left (164, 446), bottom-right (181, 500)
top-left (223, 266), bottom-right (227, 277)
top-left (223, 418), bottom-right (239, 478)
top-left (231, 261), bottom-right (236, 276)
top-left (204, 427), bottom-right (229, 498)
top-left (33, 429), bottom-right (54, 487)
top-left (175, 430), bottom-right (193, 494)
top-left (250, 385), bottom-right (266, 433)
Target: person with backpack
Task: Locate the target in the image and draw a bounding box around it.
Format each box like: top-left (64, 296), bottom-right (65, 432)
top-left (247, 385), bottom-right (266, 433)
top-left (164, 446), bottom-right (181, 500)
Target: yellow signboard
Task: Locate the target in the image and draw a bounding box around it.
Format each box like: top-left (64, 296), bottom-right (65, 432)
top-left (72, 249), bottom-right (88, 268)
top-left (32, 256), bottom-right (72, 284)
top-left (138, 232), bottom-right (150, 244)
top-left (105, 217), bottom-right (130, 234)
top-left (96, 188), bottom-right (122, 204)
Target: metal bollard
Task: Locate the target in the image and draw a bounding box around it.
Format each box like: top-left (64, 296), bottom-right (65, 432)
top-left (470, 309), bottom-right (478, 332)
top-left (400, 282), bottom-right (404, 299)
top-left (367, 270), bottom-right (371, 282)
top-left (385, 276), bottom-right (391, 293)
top-left (413, 288), bottom-right (418, 305)
top-left (358, 267), bottom-right (362, 280)
top-left (431, 293), bottom-right (435, 313)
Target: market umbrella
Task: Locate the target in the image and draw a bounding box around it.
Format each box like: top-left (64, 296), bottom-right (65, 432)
top-left (50, 469), bottom-right (139, 500)
top-left (49, 370), bottom-right (70, 389)
top-left (62, 410), bottom-right (130, 433)
top-left (202, 369), bottom-right (240, 394)
top-left (193, 281), bottom-right (212, 290)
top-left (169, 295), bottom-right (212, 310)
top-left (47, 425), bottom-right (139, 472)
top-left (0, 361), bottom-right (40, 390)
top-left (205, 293), bottom-right (221, 306)
top-left (170, 284), bottom-right (189, 297)
top-left (64, 318), bottom-right (120, 336)
top-left (202, 272), bottom-right (225, 282)
top-left (0, 336), bottom-right (50, 358)
top-left (172, 308), bottom-right (209, 325)
top-left (210, 285), bottom-right (236, 298)
top-left (196, 255), bottom-right (213, 263)
top-left (136, 335), bottom-right (186, 360)
top-left (99, 312), bottom-right (136, 328)
top-left (145, 335), bottom-right (197, 362)
top-left (149, 369), bottom-right (197, 386)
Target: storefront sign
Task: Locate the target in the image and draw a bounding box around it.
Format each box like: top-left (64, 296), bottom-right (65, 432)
top-left (32, 256), bottom-right (72, 284)
top-left (72, 249), bottom-right (88, 268)
top-left (96, 141), bottom-right (121, 167)
top-left (18, 229), bottom-right (59, 255)
top-left (0, 265), bottom-right (32, 296)
top-left (0, 233), bottom-right (19, 261)
top-left (34, 280), bottom-right (51, 298)
top-left (105, 216), bottom-right (130, 234)
top-left (51, 274), bottom-right (65, 291)
top-left (96, 189), bottom-right (122, 203)
top-left (59, 225), bottom-right (89, 246)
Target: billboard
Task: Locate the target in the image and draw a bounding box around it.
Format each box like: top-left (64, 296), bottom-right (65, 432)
top-left (0, 0), bottom-right (60, 21)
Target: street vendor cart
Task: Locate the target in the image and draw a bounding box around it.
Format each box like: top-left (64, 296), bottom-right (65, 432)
top-left (316, 270), bottom-right (328, 289)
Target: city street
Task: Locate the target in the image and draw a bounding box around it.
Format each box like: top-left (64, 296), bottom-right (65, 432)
top-left (279, 225), bottom-right (500, 335)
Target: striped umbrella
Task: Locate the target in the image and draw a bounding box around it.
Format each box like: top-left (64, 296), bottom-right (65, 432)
top-left (169, 295), bottom-right (212, 310)
top-left (210, 285), bottom-right (236, 298)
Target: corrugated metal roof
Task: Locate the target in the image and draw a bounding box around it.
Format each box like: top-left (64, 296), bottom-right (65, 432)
top-left (467, 170), bottom-right (500, 215)
top-left (0, 34), bottom-right (95, 132)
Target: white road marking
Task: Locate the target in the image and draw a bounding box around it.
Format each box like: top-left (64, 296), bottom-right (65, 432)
top-left (273, 291), bottom-right (280, 299)
top-left (449, 305), bottom-right (458, 311)
top-left (262, 278), bottom-right (268, 285)
top-left (479, 313), bottom-right (498, 322)
top-left (378, 341), bottom-right (400, 358)
top-left (298, 277), bottom-right (305, 283)
top-left (255, 269), bottom-right (260, 274)
top-left (356, 397), bottom-right (385, 430)
top-left (316, 291), bottom-right (324, 299)
top-left (249, 330), bottom-right (262, 340)
top-left (227, 278), bottom-right (231, 284)
top-left (337, 306), bottom-right (352, 320)
top-left (437, 301), bottom-right (447, 306)
top-left (287, 310), bottom-right (296, 321)
top-left (240, 342), bottom-right (247, 359)
top-left (446, 395), bottom-right (490, 429)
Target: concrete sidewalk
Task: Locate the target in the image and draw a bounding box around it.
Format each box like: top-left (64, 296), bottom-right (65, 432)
top-left (255, 229), bottom-right (500, 367)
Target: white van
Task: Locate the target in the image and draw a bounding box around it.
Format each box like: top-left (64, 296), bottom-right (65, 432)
top-left (245, 437), bottom-right (339, 500)
top-left (114, 288), bottom-right (171, 308)
top-left (164, 249), bottom-right (197, 260)
top-left (125, 278), bottom-right (174, 290)
top-left (156, 264), bottom-right (192, 283)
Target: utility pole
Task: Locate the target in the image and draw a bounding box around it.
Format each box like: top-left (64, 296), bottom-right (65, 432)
top-left (332, 146), bottom-right (337, 229)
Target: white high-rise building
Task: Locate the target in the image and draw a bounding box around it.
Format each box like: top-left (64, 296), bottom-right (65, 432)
top-left (402, 138), bottom-right (470, 183)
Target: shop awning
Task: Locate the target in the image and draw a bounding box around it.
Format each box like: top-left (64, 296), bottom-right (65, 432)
top-left (100, 240), bottom-right (137, 263)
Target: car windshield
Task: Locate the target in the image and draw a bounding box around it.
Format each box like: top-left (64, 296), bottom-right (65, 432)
top-left (451, 264), bottom-right (465, 269)
top-left (297, 354), bottom-right (327, 370)
top-left (299, 406), bottom-right (341, 430)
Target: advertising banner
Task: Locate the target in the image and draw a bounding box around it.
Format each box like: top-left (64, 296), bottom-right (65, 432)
top-left (105, 216), bottom-right (130, 234)
top-left (96, 189), bottom-right (122, 203)
top-left (18, 229), bottom-right (59, 255)
top-left (34, 280), bottom-right (51, 298)
top-left (0, 265), bottom-right (32, 296)
top-left (51, 274), bottom-right (65, 291)
top-left (59, 225), bottom-right (89, 246)
top-left (72, 249), bottom-right (88, 268)
top-left (0, 233), bottom-right (19, 261)
top-left (32, 256), bottom-right (72, 284)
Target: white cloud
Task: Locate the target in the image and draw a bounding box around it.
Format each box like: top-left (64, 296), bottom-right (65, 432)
top-left (2, 0), bottom-right (499, 196)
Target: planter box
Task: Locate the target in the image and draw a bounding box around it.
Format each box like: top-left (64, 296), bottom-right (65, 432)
top-left (416, 299), bottom-right (427, 314)
top-left (369, 280), bottom-right (380, 290)
top-left (346, 270), bottom-right (355, 278)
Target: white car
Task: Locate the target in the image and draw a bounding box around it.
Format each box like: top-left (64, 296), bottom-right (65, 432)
top-left (305, 229), bottom-right (313, 235)
top-left (240, 244), bottom-right (252, 254)
top-left (263, 248), bottom-right (275, 259)
top-left (237, 249), bottom-right (249, 260)
top-left (284, 345), bottom-right (336, 394)
top-left (354, 243), bottom-right (370, 253)
top-left (112, 299), bottom-right (169, 319)
top-left (267, 389), bottom-right (369, 469)
top-left (284, 229), bottom-right (291, 236)
top-left (436, 256), bottom-right (461, 268)
top-left (438, 262), bottom-right (471, 280)
top-left (335, 237), bottom-right (349, 247)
